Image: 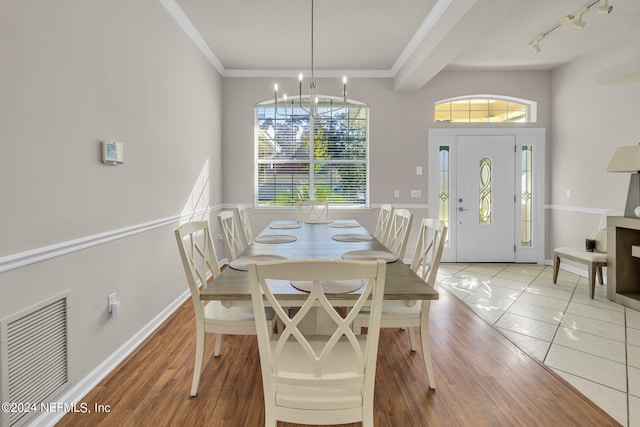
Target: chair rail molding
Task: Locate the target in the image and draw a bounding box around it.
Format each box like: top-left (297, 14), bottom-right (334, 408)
top-left (0, 206), bottom-right (222, 274)
top-left (545, 204), bottom-right (609, 215)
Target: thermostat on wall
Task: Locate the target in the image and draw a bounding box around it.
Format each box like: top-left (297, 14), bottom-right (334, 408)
top-left (102, 141), bottom-right (124, 164)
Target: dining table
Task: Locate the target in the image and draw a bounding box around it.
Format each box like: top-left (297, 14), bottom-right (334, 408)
top-left (200, 218), bottom-right (439, 386)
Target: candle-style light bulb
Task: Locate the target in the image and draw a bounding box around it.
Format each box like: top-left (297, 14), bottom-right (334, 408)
top-left (274, 83), bottom-right (279, 106)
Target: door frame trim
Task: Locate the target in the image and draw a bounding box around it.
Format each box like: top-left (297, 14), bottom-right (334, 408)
top-left (428, 128), bottom-right (546, 264)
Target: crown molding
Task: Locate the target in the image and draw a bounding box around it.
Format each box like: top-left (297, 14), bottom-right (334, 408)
top-left (159, 0), bottom-right (451, 80)
top-left (159, 0), bottom-right (225, 74)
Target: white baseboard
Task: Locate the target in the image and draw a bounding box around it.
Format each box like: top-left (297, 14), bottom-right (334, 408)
top-left (30, 290), bottom-right (190, 427)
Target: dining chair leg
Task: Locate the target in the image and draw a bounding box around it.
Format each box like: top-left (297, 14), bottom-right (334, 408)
top-left (589, 264), bottom-right (596, 300)
top-left (264, 409), bottom-right (277, 427)
top-left (420, 301), bottom-right (436, 390)
top-left (597, 266), bottom-right (604, 285)
top-left (408, 327), bottom-right (418, 352)
top-left (213, 334), bottom-right (223, 357)
top-left (191, 327), bottom-right (205, 396)
top-left (552, 254), bottom-right (560, 284)
top-left (362, 408), bottom-right (374, 427)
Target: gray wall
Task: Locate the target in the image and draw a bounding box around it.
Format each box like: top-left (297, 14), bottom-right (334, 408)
top-left (548, 30), bottom-right (640, 255)
top-left (221, 71), bottom-right (551, 251)
top-left (2, 0), bottom-right (637, 408)
top-left (0, 1), bottom-right (223, 384)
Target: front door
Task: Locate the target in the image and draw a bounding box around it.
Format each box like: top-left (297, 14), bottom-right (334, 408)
top-left (428, 128), bottom-right (546, 264)
top-left (456, 135), bottom-right (515, 262)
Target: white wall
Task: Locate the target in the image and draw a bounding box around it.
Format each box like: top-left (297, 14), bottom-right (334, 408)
top-left (0, 0), bottom-right (223, 388)
top-left (548, 29), bottom-right (640, 255)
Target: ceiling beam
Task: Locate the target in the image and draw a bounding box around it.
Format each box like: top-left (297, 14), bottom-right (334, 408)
top-left (393, 0), bottom-right (517, 91)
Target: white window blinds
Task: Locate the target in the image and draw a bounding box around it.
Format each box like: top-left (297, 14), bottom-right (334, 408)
top-left (255, 96), bottom-right (369, 207)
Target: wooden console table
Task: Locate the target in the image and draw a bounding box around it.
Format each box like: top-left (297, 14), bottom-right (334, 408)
top-left (607, 216), bottom-right (640, 310)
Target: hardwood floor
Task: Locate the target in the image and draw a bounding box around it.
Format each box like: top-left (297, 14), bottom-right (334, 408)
top-left (58, 286), bottom-right (620, 426)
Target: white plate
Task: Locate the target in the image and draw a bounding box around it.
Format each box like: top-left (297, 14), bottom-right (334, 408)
top-left (290, 279), bottom-right (364, 294)
top-left (331, 234), bottom-right (373, 242)
top-left (254, 235), bottom-right (297, 244)
top-left (329, 222), bottom-right (360, 228)
top-left (341, 250), bottom-right (398, 263)
top-left (269, 223), bottom-right (301, 229)
top-left (229, 255), bottom-right (287, 271)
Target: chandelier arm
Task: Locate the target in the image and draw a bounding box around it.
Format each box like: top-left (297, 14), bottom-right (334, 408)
top-left (271, 0), bottom-right (348, 119)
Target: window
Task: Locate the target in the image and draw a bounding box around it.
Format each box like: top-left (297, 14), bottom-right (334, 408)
top-left (434, 95), bottom-right (536, 123)
top-left (255, 96), bottom-right (368, 207)
top-left (438, 146), bottom-right (450, 233)
top-left (479, 157), bottom-right (492, 224)
top-left (521, 146), bottom-right (533, 246)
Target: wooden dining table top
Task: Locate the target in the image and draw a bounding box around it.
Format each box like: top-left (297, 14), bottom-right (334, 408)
top-left (200, 220), bottom-right (439, 303)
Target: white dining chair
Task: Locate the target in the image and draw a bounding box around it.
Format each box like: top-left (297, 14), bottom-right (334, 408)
top-left (248, 259), bottom-right (387, 427)
top-left (374, 204), bottom-right (394, 243)
top-left (218, 210), bottom-right (247, 261)
top-left (295, 200), bottom-right (329, 222)
top-left (384, 208), bottom-right (413, 260)
top-left (354, 217), bottom-right (447, 390)
top-left (174, 221), bottom-right (274, 396)
top-left (235, 205), bottom-right (254, 247)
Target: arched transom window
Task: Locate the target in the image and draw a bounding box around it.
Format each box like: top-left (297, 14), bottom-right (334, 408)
top-left (435, 95), bottom-right (536, 123)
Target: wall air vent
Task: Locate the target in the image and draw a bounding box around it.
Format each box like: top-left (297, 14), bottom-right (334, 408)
top-left (0, 292), bottom-right (71, 427)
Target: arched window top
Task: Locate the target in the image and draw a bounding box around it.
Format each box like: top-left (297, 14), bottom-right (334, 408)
top-left (435, 95), bottom-right (537, 123)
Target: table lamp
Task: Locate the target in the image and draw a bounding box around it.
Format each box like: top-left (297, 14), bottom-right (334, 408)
top-left (607, 144), bottom-right (640, 217)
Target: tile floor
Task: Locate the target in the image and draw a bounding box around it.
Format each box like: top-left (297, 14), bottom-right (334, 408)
top-left (436, 263), bottom-right (640, 427)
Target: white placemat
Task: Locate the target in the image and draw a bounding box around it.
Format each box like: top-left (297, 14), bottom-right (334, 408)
top-left (290, 279), bottom-right (364, 294)
top-left (329, 222), bottom-right (360, 228)
top-left (304, 220), bottom-right (333, 224)
top-left (269, 223), bottom-right (301, 229)
top-left (341, 250), bottom-right (398, 263)
top-left (331, 234), bottom-right (373, 242)
top-left (254, 235), bottom-right (297, 244)
top-left (229, 255), bottom-right (287, 271)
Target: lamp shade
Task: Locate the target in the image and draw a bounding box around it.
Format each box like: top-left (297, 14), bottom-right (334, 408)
top-left (607, 145), bottom-right (640, 172)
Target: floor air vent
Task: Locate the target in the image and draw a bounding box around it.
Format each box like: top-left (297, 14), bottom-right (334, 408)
top-left (1, 292), bottom-right (71, 427)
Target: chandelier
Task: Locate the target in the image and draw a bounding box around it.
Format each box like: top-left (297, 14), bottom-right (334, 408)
top-left (272, 0), bottom-right (347, 118)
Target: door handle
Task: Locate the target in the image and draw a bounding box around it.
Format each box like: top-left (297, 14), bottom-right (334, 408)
top-left (458, 207), bottom-right (468, 211)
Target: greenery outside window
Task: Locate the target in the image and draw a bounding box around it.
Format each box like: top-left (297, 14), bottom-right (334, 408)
top-left (255, 96), bottom-right (369, 207)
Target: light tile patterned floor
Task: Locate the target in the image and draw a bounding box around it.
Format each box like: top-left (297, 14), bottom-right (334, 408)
top-left (437, 263), bottom-right (640, 427)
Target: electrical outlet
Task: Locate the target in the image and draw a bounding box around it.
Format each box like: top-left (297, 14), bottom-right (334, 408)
top-left (394, 190), bottom-right (400, 198)
top-left (416, 166), bottom-right (423, 176)
top-left (410, 190), bottom-right (422, 198)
